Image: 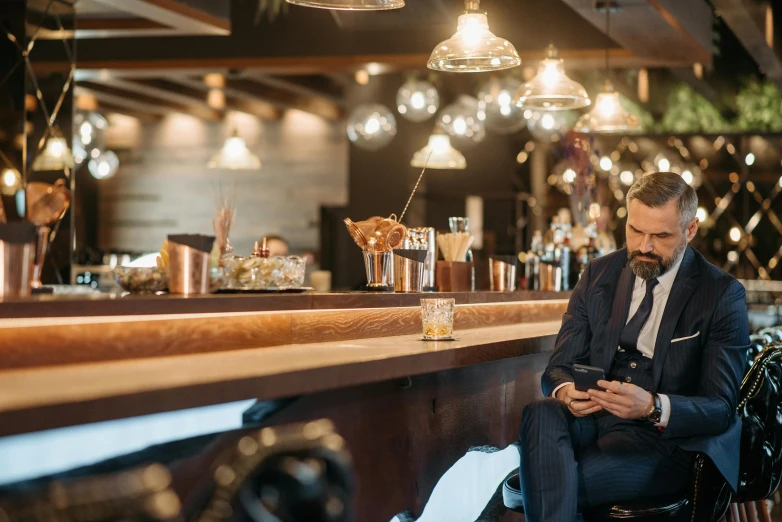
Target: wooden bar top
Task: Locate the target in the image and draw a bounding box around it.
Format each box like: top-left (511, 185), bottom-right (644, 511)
top-left (0, 290), bottom-right (566, 319)
top-left (0, 321), bottom-right (560, 436)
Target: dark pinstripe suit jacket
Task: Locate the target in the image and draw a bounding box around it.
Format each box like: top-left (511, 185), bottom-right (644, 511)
top-left (542, 246), bottom-right (749, 491)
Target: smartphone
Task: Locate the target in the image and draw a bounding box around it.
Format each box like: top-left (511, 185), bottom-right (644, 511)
top-left (572, 364), bottom-right (605, 392)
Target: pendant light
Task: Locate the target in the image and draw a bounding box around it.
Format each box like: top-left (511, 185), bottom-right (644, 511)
top-left (32, 135), bottom-right (75, 172)
top-left (574, 79), bottom-right (639, 133)
top-left (427, 0), bottom-right (520, 73)
top-left (573, 2), bottom-right (640, 134)
top-left (411, 132), bottom-right (466, 170)
top-left (285, 0), bottom-right (403, 10)
top-left (514, 44), bottom-right (590, 111)
top-left (208, 131), bottom-right (261, 170)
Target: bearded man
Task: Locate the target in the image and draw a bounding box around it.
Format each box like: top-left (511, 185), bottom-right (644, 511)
top-left (518, 171), bottom-right (748, 520)
top-left (392, 172), bottom-right (749, 522)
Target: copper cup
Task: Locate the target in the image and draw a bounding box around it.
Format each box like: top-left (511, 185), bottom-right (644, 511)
top-left (0, 240), bottom-right (35, 298)
top-left (489, 258), bottom-right (517, 292)
top-left (168, 242), bottom-right (211, 295)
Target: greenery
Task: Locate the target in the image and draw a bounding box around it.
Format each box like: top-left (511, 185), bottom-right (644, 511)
top-left (660, 84), bottom-right (730, 134)
top-left (619, 95), bottom-right (656, 133)
top-left (735, 78), bottom-right (782, 132)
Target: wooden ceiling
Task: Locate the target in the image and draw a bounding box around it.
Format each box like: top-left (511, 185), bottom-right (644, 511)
top-left (27, 0), bottom-right (229, 39)
top-left (26, 0), bottom-right (780, 123)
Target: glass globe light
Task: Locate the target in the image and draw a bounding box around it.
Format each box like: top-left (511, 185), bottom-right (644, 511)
top-left (477, 77), bottom-right (526, 134)
top-left (524, 109), bottom-right (577, 142)
top-left (411, 133), bottom-right (466, 169)
top-left (397, 79), bottom-right (439, 122)
top-left (1, 168), bottom-right (22, 196)
top-left (439, 95), bottom-right (485, 150)
top-left (427, 2), bottom-right (521, 73)
top-left (347, 104), bottom-right (397, 151)
top-left (88, 150), bottom-right (120, 180)
top-left (515, 45), bottom-right (590, 111)
top-left (74, 111), bottom-right (108, 148)
top-left (574, 80), bottom-right (640, 134)
top-left (680, 165), bottom-right (703, 189)
top-left (286, 0), bottom-right (403, 10)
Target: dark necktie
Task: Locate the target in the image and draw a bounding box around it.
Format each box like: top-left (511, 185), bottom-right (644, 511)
top-left (618, 278), bottom-right (659, 353)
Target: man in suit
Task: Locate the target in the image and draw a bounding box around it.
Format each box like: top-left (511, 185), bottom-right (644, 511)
top-left (520, 171), bottom-right (748, 520)
top-left (390, 172), bottom-right (748, 522)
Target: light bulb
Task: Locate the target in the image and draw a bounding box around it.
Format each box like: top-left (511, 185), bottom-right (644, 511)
top-left (541, 61), bottom-right (560, 86)
top-left (541, 114), bottom-right (555, 130)
top-left (681, 170), bottom-right (694, 185)
top-left (729, 226), bottom-right (741, 242)
top-left (727, 251), bottom-right (738, 263)
top-left (563, 168), bottom-right (576, 183)
top-left (597, 94), bottom-right (617, 117)
top-left (411, 92), bottom-right (425, 109)
top-left (497, 91), bottom-right (512, 107)
top-left (365, 117), bottom-right (380, 134)
top-left (2, 169), bottom-right (16, 187)
top-left (347, 104), bottom-right (396, 151)
top-left (745, 153), bottom-right (755, 166)
top-left (0, 169), bottom-right (21, 196)
top-left (459, 16), bottom-right (483, 47)
top-left (658, 158), bottom-right (671, 171)
top-left (224, 137), bottom-right (247, 158)
top-left (48, 138), bottom-right (64, 157)
top-left (599, 156), bottom-right (612, 171)
top-left (696, 207), bottom-right (707, 223)
top-left (620, 170), bottom-right (634, 185)
top-left (396, 79), bottom-right (439, 121)
top-left (453, 117), bottom-right (467, 135)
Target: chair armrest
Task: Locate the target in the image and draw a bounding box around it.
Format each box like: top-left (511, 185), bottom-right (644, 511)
top-left (690, 453), bottom-right (732, 522)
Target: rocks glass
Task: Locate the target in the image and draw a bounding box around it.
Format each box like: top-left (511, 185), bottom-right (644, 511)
top-left (421, 298), bottom-right (455, 340)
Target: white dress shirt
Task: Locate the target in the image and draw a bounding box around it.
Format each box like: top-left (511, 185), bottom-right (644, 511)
top-left (554, 257), bottom-right (683, 427)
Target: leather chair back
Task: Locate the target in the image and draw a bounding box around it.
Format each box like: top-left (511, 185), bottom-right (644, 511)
top-left (735, 343), bottom-right (782, 503)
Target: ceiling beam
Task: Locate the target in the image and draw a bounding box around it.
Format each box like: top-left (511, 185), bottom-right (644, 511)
top-left (73, 86), bottom-right (169, 122)
top-left (246, 73), bottom-right (345, 107)
top-left (560, 0), bottom-right (713, 66)
top-left (143, 77), bottom-right (282, 120)
top-left (85, 0), bottom-right (230, 37)
top-left (711, 0), bottom-right (782, 89)
top-left (77, 80), bottom-right (222, 121)
top-left (172, 75), bottom-right (343, 121)
top-left (47, 49), bottom-right (684, 79)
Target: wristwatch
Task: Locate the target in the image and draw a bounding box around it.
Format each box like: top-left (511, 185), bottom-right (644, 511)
top-left (640, 393), bottom-right (662, 424)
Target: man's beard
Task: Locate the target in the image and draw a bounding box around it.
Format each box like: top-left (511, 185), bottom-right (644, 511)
top-left (627, 239), bottom-right (687, 280)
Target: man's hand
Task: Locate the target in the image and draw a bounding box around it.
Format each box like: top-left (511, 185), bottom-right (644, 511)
top-left (587, 380), bottom-right (654, 420)
top-left (556, 383), bottom-right (602, 417)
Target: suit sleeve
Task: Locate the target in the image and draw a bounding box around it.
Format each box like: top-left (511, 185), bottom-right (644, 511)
top-left (541, 260), bottom-right (594, 397)
top-left (663, 279), bottom-right (748, 439)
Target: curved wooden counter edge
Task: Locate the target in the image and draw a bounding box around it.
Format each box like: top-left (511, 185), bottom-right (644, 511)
top-left (0, 321), bottom-right (560, 437)
top-left (0, 290), bottom-right (568, 319)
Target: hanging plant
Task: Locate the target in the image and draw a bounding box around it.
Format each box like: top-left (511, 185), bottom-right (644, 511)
top-left (255, 0), bottom-right (288, 23)
top-left (660, 84), bottom-right (729, 134)
top-left (735, 78), bottom-right (782, 132)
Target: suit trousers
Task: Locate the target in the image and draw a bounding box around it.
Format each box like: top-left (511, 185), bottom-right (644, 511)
top-left (518, 398), bottom-right (694, 522)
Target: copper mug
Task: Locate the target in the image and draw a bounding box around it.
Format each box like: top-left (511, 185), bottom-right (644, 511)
top-left (168, 242), bottom-right (211, 295)
top-left (0, 240), bottom-right (35, 298)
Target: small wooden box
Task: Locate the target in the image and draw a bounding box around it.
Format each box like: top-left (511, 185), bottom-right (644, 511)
top-left (435, 261), bottom-right (474, 292)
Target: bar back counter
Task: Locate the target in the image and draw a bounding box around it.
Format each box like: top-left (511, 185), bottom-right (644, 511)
top-left (0, 290), bottom-right (568, 520)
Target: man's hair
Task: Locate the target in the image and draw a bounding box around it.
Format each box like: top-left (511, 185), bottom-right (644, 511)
top-left (626, 172), bottom-right (698, 227)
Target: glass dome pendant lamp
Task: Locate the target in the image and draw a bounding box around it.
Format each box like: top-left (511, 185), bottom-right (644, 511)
top-left (427, 0), bottom-right (521, 73)
top-left (573, 3), bottom-right (640, 134)
top-left (410, 130), bottom-right (466, 170)
top-left (514, 44), bottom-right (590, 111)
top-left (285, 0), bottom-right (403, 11)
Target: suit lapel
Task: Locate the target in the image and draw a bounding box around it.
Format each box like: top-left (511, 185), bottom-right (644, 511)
top-left (601, 264), bottom-right (635, 372)
top-left (652, 247), bottom-right (700, 389)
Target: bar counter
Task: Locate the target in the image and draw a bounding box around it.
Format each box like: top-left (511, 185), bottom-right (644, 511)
top-left (0, 290), bottom-right (568, 519)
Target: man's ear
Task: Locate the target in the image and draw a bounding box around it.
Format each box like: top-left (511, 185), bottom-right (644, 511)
top-left (685, 218), bottom-right (698, 242)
